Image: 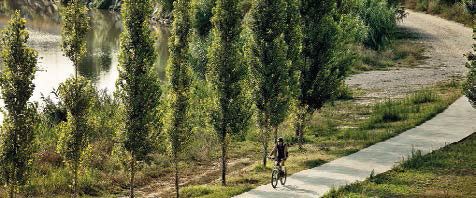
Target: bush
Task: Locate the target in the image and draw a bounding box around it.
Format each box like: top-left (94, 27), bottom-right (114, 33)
top-left (416, 0), bottom-right (430, 10)
top-left (405, 0), bottom-right (473, 26)
top-left (359, 0), bottom-right (397, 50)
top-left (408, 90), bottom-right (438, 104)
top-left (364, 100), bottom-right (408, 129)
top-left (181, 185), bottom-right (214, 197)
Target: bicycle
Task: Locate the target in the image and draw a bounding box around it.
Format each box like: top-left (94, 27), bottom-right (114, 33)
top-left (268, 157), bottom-right (287, 188)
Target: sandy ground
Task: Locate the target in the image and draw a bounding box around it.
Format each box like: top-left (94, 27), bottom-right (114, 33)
top-left (346, 10), bottom-right (473, 102)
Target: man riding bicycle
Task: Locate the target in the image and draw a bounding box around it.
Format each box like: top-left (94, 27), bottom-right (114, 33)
top-left (269, 137), bottom-right (288, 174)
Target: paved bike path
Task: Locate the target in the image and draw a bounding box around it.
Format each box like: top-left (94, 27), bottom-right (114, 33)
top-left (234, 97), bottom-right (476, 198)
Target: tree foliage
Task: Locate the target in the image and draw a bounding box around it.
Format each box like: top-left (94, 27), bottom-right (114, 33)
top-left (56, 77), bottom-right (95, 182)
top-left (191, 0), bottom-right (214, 37)
top-left (117, 0), bottom-right (162, 197)
top-left (245, 0), bottom-right (293, 166)
top-left (207, 0), bottom-right (251, 185)
top-left (167, 0), bottom-right (193, 196)
top-left (0, 11), bottom-right (38, 197)
top-left (57, 1), bottom-right (94, 197)
top-left (359, 0), bottom-right (396, 50)
top-left (295, 0), bottom-right (365, 147)
top-left (284, 0), bottom-right (304, 99)
top-left (60, 0), bottom-right (90, 70)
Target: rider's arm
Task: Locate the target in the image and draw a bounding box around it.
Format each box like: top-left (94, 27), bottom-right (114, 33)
top-left (285, 144), bottom-right (289, 159)
top-left (270, 146), bottom-right (276, 157)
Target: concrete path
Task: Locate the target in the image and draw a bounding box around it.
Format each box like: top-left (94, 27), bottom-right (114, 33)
top-left (234, 97), bottom-right (476, 198)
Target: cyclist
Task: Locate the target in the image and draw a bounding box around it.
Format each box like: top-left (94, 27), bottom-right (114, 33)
top-left (269, 137), bottom-right (288, 174)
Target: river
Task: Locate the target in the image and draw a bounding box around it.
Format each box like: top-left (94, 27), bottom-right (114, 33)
top-left (0, 0), bottom-right (170, 105)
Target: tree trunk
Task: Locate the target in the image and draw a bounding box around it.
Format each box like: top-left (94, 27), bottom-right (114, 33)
top-left (296, 109), bottom-right (306, 150)
top-left (174, 153), bottom-right (179, 198)
top-left (298, 125), bottom-right (304, 149)
top-left (73, 164), bottom-right (78, 198)
top-left (221, 132), bottom-right (227, 186)
top-left (273, 127), bottom-right (278, 143)
top-left (130, 158), bottom-right (135, 198)
top-left (9, 183), bottom-right (14, 198)
top-left (262, 126), bottom-right (269, 168)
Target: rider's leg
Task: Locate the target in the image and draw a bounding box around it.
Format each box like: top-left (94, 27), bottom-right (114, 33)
top-left (281, 160), bottom-right (286, 173)
top-left (277, 159), bottom-right (284, 174)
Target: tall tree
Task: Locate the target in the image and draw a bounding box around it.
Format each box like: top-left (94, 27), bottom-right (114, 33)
top-left (245, 0), bottom-right (292, 167)
top-left (167, 0), bottom-right (193, 197)
top-left (464, 27), bottom-right (476, 105)
top-left (295, 0), bottom-right (361, 148)
top-left (0, 11), bottom-right (38, 198)
top-left (207, 0), bottom-right (251, 186)
top-left (284, 0), bottom-right (304, 99)
top-left (117, 0), bottom-right (162, 197)
top-left (60, 0), bottom-right (89, 78)
top-left (56, 1), bottom-right (95, 197)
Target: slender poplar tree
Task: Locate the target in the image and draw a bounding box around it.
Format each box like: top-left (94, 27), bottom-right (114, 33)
top-left (117, 0), bottom-right (162, 197)
top-left (295, 0), bottom-right (356, 149)
top-left (284, 0), bottom-right (304, 99)
top-left (56, 1), bottom-right (95, 197)
top-left (245, 0), bottom-right (292, 167)
top-left (0, 11), bottom-right (38, 198)
top-left (207, 0), bottom-right (251, 186)
top-left (167, 0), bottom-right (193, 197)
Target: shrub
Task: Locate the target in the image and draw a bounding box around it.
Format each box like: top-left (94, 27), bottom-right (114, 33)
top-left (408, 90), bottom-right (438, 104)
top-left (360, 0), bottom-right (398, 50)
top-left (416, 0), bottom-right (429, 10)
top-left (364, 100), bottom-right (408, 129)
top-left (181, 185), bottom-right (213, 197)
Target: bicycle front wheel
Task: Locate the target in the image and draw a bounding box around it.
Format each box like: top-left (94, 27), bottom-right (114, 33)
top-left (280, 168), bottom-right (287, 185)
top-left (271, 169), bottom-right (279, 188)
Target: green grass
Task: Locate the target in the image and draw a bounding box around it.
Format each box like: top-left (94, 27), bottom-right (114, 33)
top-left (404, 0), bottom-right (473, 26)
top-left (0, 81), bottom-right (461, 197)
top-left (362, 90), bottom-right (441, 129)
top-left (323, 132), bottom-right (476, 197)
top-left (354, 27), bottom-right (427, 72)
top-left (0, 80), bottom-right (461, 197)
top-left (178, 82), bottom-right (462, 198)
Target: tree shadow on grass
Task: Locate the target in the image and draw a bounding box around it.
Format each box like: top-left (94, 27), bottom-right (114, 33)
top-left (301, 159), bottom-right (327, 169)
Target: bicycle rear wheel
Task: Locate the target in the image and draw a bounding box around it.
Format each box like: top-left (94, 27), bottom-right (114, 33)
top-left (271, 169), bottom-right (279, 188)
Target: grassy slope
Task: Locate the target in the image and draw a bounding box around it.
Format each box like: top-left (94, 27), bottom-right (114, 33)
top-left (179, 82), bottom-right (462, 198)
top-left (324, 132), bottom-right (476, 197)
top-left (404, 0), bottom-right (473, 26)
top-left (354, 27), bottom-right (427, 72)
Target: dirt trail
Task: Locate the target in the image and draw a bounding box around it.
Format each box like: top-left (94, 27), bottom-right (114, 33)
top-left (132, 158), bottom-right (253, 198)
top-left (347, 10), bottom-right (473, 102)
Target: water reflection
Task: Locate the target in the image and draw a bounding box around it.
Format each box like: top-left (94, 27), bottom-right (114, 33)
top-left (0, 0), bottom-right (170, 102)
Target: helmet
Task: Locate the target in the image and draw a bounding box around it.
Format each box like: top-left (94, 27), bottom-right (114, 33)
top-left (277, 137), bottom-right (284, 142)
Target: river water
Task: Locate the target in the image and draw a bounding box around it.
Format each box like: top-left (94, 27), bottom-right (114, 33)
top-left (0, 0), bottom-right (170, 104)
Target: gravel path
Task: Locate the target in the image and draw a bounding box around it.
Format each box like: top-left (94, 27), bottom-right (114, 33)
top-left (235, 96), bottom-right (476, 198)
top-left (346, 10), bottom-right (472, 101)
